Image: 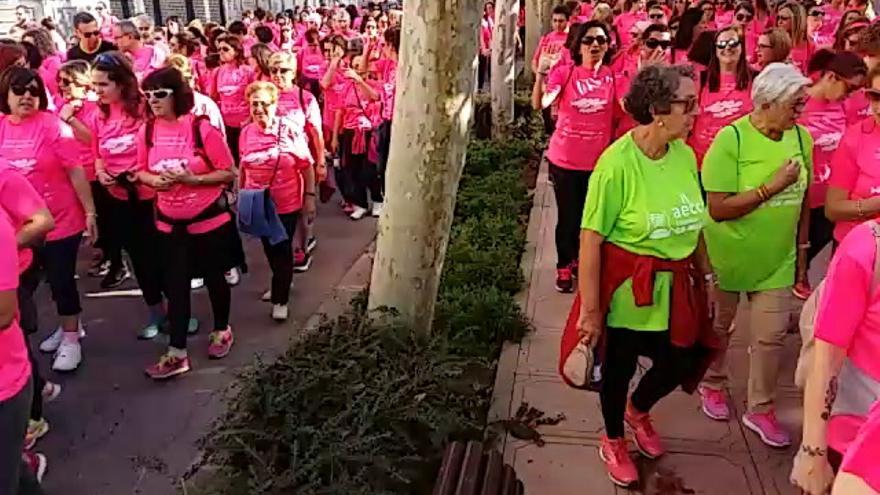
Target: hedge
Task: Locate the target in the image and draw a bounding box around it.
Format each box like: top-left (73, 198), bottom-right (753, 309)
top-left (191, 117), bottom-right (542, 494)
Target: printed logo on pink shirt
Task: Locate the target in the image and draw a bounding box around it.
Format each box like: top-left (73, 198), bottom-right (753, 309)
top-left (815, 131), bottom-right (842, 152)
top-left (570, 97), bottom-right (607, 114)
top-left (101, 134), bottom-right (136, 155)
top-left (241, 148), bottom-right (281, 166)
top-left (6, 158), bottom-right (36, 172)
top-left (150, 158), bottom-right (188, 175)
top-left (705, 100), bottom-right (745, 119)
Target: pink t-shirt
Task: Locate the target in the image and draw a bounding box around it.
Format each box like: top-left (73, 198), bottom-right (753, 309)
top-left (340, 80), bottom-right (376, 131)
top-left (820, 5), bottom-right (843, 37)
top-left (544, 62), bottom-right (616, 171)
top-left (612, 54), bottom-right (640, 138)
top-left (532, 31), bottom-right (568, 68)
top-left (614, 12), bottom-right (647, 48)
top-left (0, 211), bottom-right (30, 402)
top-left (799, 96), bottom-right (847, 208)
top-left (480, 17), bottom-right (494, 52)
top-left (128, 45), bottom-right (165, 81)
top-left (828, 119), bottom-right (880, 241)
top-left (0, 112), bottom-right (85, 241)
top-left (40, 54), bottom-right (63, 100)
top-left (322, 69), bottom-right (348, 129)
top-left (715, 9), bottom-right (735, 27)
top-left (239, 119), bottom-right (312, 214)
top-left (375, 58), bottom-right (397, 121)
top-left (0, 164), bottom-right (47, 273)
top-left (277, 87), bottom-right (322, 134)
top-left (689, 73), bottom-right (752, 166)
top-left (192, 91), bottom-right (226, 137)
top-left (298, 45), bottom-right (327, 81)
top-left (846, 89), bottom-right (872, 126)
top-left (789, 41), bottom-right (815, 74)
top-left (52, 99), bottom-right (99, 181)
top-left (840, 400), bottom-right (880, 491)
top-left (215, 63), bottom-right (255, 128)
top-left (90, 104), bottom-right (154, 201)
top-left (137, 115), bottom-right (234, 234)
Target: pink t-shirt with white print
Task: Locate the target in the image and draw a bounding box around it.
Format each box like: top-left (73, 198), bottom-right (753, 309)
top-left (137, 115), bottom-right (234, 234)
top-left (846, 89), bottom-right (872, 126)
top-left (614, 12), bottom-right (646, 48)
top-left (828, 119), bottom-right (880, 242)
top-left (0, 112), bottom-right (85, 241)
top-left (0, 211), bottom-right (29, 402)
top-left (322, 69), bottom-right (348, 129)
top-left (799, 96), bottom-right (847, 208)
top-left (544, 62), bottom-right (616, 171)
top-left (340, 80), bottom-right (377, 131)
top-left (53, 98), bottom-right (99, 181)
top-left (128, 45), bottom-right (165, 81)
top-left (239, 118), bottom-right (312, 214)
top-left (840, 400), bottom-right (880, 491)
top-left (277, 87), bottom-right (322, 133)
top-left (689, 72), bottom-right (752, 166)
top-left (40, 53), bottom-right (64, 99)
top-left (91, 103), bottom-right (153, 201)
top-left (299, 45), bottom-right (328, 81)
top-left (0, 164), bottom-right (47, 273)
top-left (215, 63), bottom-right (256, 128)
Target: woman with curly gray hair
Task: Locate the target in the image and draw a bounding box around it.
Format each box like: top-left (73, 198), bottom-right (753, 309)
top-left (700, 62), bottom-right (812, 448)
top-left (576, 63), bottom-right (715, 488)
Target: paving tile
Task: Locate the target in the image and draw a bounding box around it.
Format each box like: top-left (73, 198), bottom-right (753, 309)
top-left (510, 374), bottom-right (605, 440)
top-left (529, 292), bottom-right (573, 330)
top-left (518, 329), bottom-right (563, 376)
top-left (511, 442), bottom-right (614, 495)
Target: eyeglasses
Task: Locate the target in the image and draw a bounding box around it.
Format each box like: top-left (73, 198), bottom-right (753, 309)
top-left (735, 13), bottom-right (752, 22)
top-left (846, 37), bottom-right (860, 47)
top-left (649, 12), bottom-right (664, 19)
top-left (645, 38), bottom-right (671, 49)
top-left (11, 85), bottom-right (41, 97)
top-left (144, 88), bottom-right (174, 99)
top-left (809, 10), bottom-right (824, 16)
top-left (866, 89), bottom-right (880, 102)
top-left (57, 77), bottom-right (74, 87)
top-left (715, 38), bottom-right (741, 49)
top-left (138, 26), bottom-right (151, 32)
top-left (250, 100), bottom-right (273, 108)
top-left (271, 67), bottom-right (293, 74)
top-left (581, 35), bottom-right (608, 46)
top-left (81, 30), bottom-right (100, 38)
top-left (219, 46), bottom-right (233, 52)
top-left (670, 97), bottom-right (698, 113)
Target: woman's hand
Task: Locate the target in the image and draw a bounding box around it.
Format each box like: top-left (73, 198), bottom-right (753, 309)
top-left (330, 135), bottom-right (339, 154)
top-left (316, 163), bottom-right (328, 182)
top-left (147, 173), bottom-right (174, 190)
top-left (162, 169), bottom-right (198, 186)
top-left (705, 280), bottom-right (719, 320)
top-left (303, 194), bottom-right (317, 222)
top-left (59, 100), bottom-right (82, 123)
top-left (768, 158), bottom-right (801, 194)
top-left (537, 50), bottom-right (559, 75)
top-left (97, 170), bottom-right (115, 187)
top-left (790, 447), bottom-right (835, 495)
top-left (576, 308), bottom-right (603, 348)
top-left (343, 67), bottom-right (363, 83)
top-left (85, 214), bottom-right (98, 244)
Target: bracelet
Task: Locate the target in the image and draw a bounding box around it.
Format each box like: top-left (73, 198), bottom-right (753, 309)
top-left (800, 444), bottom-right (827, 457)
top-left (63, 115), bottom-right (74, 124)
top-left (857, 199), bottom-right (865, 218)
top-left (798, 242), bottom-right (811, 250)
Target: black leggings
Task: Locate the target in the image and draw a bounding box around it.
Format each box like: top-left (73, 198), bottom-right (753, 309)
top-left (261, 211), bottom-right (300, 305)
top-left (548, 162), bottom-right (591, 269)
top-left (600, 328), bottom-right (689, 438)
top-left (478, 54), bottom-right (490, 91)
top-left (340, 129), bottom-right (382, 209)
top-left (0, 379), bottom-right (42, 495)
top-left (226, 126), bottom-right (241, 165)
top-left (162, 228), bottom-right (231, 350)
top-left (103, 196), bottom-right (164, 306)
top-left (17, 266), bottom-right (44, 422)
top-left (807, 206), bottom-right (834, 265)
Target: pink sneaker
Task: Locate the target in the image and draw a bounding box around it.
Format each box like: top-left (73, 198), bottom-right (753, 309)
top-left (698, 385), bottom-right (731, 421)
top-left (145, 354), bottom-right (191, 380)
top-left (208, 327), bottom-right (234, 359)
top-left (598, 435), bottom-right (639, 487)
top-left (624, 404), bottom-right (665, 459)
top-left (22, 451), bottom-right (47, 483)
top-left (742, 410), bottom-right (791, 448)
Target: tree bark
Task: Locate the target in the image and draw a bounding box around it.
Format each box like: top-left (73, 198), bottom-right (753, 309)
top-left (491, 0), bottom-right (518, 136)
top-left (367, 0), bottom-right (480, 333)
top-left (524, 0), bottom-right (553, 82)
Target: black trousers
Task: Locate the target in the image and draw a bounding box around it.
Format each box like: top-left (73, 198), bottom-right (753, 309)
top-left (102, 196), bottom-right (164, 306)
top-left (340, 129), bottom-right (382, 209)
top-left (0, 379), bottom-right (43, 495)
top-left (90, 181), bottom-right (115, 258)
top-left (261, 211), bottom-right (299, 305)
top-left (807, 206), bottom-right (834, 264)
top-left (600, 328), bottom-right (689, 438)
top-left (548, 162), bottom-right (591, 269)
top-left (17, 266), bottom-right (44, 422)
top-left (226, 126), bottom-right (241, 165)
top-left (478, 54), bottom-right (491, 91)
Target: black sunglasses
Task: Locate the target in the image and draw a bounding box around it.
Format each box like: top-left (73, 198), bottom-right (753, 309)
top-left (809, 9), bottom-right (824, 16)
top-left (271, 67), bottom-right (293, 74)
top-left (866, 89), bottom-right (880, 102)
top-left (581, 35), bottom-right (608, 46)
top-left (649, 12), bottom-right (664, 19)
top-left (716, 38), bottom-right (741, 49)
top-left (219, 46), bottom-right (233, 52)
top-left (57, 77), bottom-right (74, 87)
top-left (645, 38), bottom-right (671, 50)
top-left (81, 30), bottom-right (100, 38)
top-left (11, 85), bottom-right (41, 97)
top-left (736, 13), bottom-right (752, 21)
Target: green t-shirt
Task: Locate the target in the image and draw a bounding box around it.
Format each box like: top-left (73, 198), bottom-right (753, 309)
top-left (581, 133), bottom-right (704, 331)
top-left (701, 116), bottom-right (812, 292)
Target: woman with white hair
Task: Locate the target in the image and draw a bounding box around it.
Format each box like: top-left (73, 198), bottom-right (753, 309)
top-left (699, 62), bottom-right (813, 447)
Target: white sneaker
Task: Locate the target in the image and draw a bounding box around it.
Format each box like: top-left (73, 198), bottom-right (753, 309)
top-left (191, 278), bottom-right (205, 290)
top-left (225, 268), bottom-right (241, 286)
top-left (261, 289), bottom-right (272, 302)
top-left (371, 202), bottom-right (384, 217)
top-left (52, 340), bottom-right (82, 372)
top-left (272, 304), bottom-right (289, 321)
top-left (349, 206), bottom-right (368, 220)
top-left (39, 324), bottom-right (86, 353)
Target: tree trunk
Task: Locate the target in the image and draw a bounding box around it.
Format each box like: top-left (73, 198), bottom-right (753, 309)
top-left (491, 0), bottom-right (518, 136)
top-left (367, 0), bottom-right (480, 333)
top-left (523, 0), bottom-right (553, 82)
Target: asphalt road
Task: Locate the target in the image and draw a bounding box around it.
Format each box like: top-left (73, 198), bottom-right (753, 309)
top-left (30, 202), bottom-right (376, 495)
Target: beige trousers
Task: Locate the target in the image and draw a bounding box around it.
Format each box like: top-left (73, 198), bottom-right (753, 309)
top-left (701, 287), bottom-right (793, 413)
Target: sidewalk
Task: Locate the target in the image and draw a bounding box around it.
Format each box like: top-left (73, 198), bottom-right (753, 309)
top-left (490, 160), bottom-right (808, 495)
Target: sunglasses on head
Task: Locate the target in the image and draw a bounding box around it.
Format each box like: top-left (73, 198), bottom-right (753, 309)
top-left (581, 35), bottom-right (608, 46)
top-left (144, 88), bottom-right (174, 99)
top-left (95, 52), bottom-right (120, 67)
top-left (271, 67), bottom-right (293, 74)
top-left (81, 30), bottom-right (100, 38)
top-left (736, 12), bottom-right (752, 21)
top-left (645, 38), bottom-right (671, 49)
top-left (11, 85), bottom-right (40, 97)
top-left (866, 89), bottom-right (880, 102)
top-left (716, 38), bottom-right (741, 49)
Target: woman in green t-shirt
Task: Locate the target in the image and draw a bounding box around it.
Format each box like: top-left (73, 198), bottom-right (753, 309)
top-left (700, 62), bottom-right (812, 449)
top-left (577, 64), bottom-right (715, 488)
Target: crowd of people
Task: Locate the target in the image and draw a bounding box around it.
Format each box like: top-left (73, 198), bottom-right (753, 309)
top-left (524, 0), bottom-right (880, 493)
top-left (0, 2), bottom-right (401, 493)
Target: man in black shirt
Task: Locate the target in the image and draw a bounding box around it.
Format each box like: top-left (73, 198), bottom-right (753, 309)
top-left (66, 12), bottom-right (116, 63)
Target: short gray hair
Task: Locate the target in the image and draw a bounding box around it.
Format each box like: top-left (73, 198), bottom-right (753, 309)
top-left (624, 64), bottom-right (695, 125)
top-left (752, 62), bottom-right (810, 107)
top-left (116, 20), bottom-right (138, 37)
